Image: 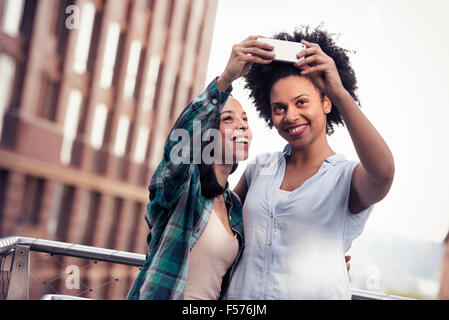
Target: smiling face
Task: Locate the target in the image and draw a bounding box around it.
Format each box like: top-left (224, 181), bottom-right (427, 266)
top-left (219, 97), bottom-right (253, 164)
top-left (270, 75), bottom-right (332, 150)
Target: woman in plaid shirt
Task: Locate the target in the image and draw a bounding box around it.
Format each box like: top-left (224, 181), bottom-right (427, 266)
top-left (127, 36), bottom-right (275, 300)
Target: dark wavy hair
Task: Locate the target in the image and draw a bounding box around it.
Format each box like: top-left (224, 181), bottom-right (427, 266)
top-left (198, 108), bottom-right (238, 199)
top-left (168, 97), bottom-right (238, 200)
top-left (198, 162), bottom-right (237, 199)
top-left (244, 25), bottom-right (360, 135)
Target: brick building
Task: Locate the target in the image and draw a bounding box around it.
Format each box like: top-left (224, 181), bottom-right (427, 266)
top-left (0, 0), bottom-right (218, 299)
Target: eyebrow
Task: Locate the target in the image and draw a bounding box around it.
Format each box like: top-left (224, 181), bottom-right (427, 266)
top-left (291, 94), bottom-right (309, 101)
top-left (271, 94), bottom-right (310, 105)
top-left (220, 110), bottom-right (247, 116)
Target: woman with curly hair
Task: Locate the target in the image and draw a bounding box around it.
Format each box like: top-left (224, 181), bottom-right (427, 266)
top-left (227, 26), bottom-right (395, 299)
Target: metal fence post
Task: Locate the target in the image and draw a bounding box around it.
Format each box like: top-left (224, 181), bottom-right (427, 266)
top-left (7, 245), bottom-right (30, 300)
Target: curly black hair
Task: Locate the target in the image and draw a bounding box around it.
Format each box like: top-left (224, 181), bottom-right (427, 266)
top-left (244, 25), bottom-right (360, 135)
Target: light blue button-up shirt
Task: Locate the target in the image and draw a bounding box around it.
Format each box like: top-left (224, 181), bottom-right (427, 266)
top-left (227, 144), bottom-right (373, 300)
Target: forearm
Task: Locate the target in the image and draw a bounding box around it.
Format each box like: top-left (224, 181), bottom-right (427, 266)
top-left (332, 90), bottom-right (395, 182)
top-left (172, 77), bottom-right (231, 136)
top-left (216, 75), bottom-right (233, 92)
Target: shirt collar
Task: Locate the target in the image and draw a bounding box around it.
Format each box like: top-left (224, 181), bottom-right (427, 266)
top-left (282, 143), bottom-right (292, 157)
top-left (282, 143), bottom-right (346, 165)
top-left (223, 181), bottom-right (232, 201)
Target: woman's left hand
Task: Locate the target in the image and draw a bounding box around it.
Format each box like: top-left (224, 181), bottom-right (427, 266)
top-left (294, 40), bottom-right (346, 100)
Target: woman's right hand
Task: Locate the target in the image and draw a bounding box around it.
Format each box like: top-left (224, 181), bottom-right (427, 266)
top-left (217, 36), bottom-right (275, 91)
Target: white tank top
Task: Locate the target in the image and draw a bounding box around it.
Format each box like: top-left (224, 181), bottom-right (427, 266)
top-left (184, 210), bottom-right (239, 300)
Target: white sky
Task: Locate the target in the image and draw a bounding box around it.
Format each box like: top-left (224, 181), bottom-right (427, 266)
top-left (206, 0), bottom-right (449, 243)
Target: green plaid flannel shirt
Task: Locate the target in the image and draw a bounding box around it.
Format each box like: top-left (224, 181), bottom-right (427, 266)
top-left (127, 78), bottom-right (244, 300)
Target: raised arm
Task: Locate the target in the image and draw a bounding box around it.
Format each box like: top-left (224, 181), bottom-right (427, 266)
top-left (330, 88), bottom-right (394, 214)
top-left (296, 40), bottom-right (395, 214)
top-left (216, 35), bottom-right (275, 92)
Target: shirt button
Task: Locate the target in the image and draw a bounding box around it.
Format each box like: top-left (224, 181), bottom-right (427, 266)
top-left (268, 242), bottom-right (272, 246)
top-left (266, 270), bottom-right (270, 275)
top-left (212, 98), bottom-right (218, 104)
top-left (270, 213), bottom-right (273, 218)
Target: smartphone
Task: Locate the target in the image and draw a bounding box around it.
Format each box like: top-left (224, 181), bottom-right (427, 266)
top-left (257, 38), bottom-right (306, 64)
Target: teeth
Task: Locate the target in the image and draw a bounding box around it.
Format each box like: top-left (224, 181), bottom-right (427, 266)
top-left (234, 137), bottom-right (248, 143)
top-left (288, 125), bottom-right (307, 133)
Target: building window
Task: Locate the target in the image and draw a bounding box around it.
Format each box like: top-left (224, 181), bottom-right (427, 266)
top-left (123, 40), bottom-right (142, 100)
top-left (181, 0), bottom-right (192, 42)
top-left (0, 54), bottom-right (16, 137)
top-left (81, 191), bottom-right (101, 246)
top-left (106, 197), bottom-right (123, 249)
top-left (21, 176), bottom-right (46, 226)
top-left (1, 0), bottom-right (25, 37)
top-left (187, 85), bottom-right (194, 103)
top-left (38, 76), bottom-right (60, 121)
top-left (0, 170), bottom-right (9, 233)
top-left (133, 125), bottom-right (150, 164)
top-left (85, 9), bottom-right (103, 74)
top-left (146, 0), bottom-right (155, 11)
top-left (73, 2), bottom-right (96, 74)
top-left (54, 185), bottom-right (75, 242)
top-left (163, 70), bottom-right (176, 115)
top-left (51, 0), bottom-right (73, 56)
top-left (141, 55), bottom-right (160, 112)
top-left (169, 74), bottom-right (180, 119)
top-left (113, 115), bottom-right (130, 157)
top-left (90, 103), bottom-right (108, 150)
top-left (60, 90), bottom-right (83, 165)
top-left (126, 202), bottom-right (143, 252)
top-left (100, 22), bottom-right (121, 89)
top-left (165, 0), bottom-right (175, 27)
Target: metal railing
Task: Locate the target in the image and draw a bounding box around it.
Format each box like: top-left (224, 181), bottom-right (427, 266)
top-left (0, 236), bottom-right (412, 300)
top-left (351, 288), bottom-right (414, 300)
top-left (0, 236), bottom-right (145, 266)
top-left (0, 236), bottom-right (145, 300)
